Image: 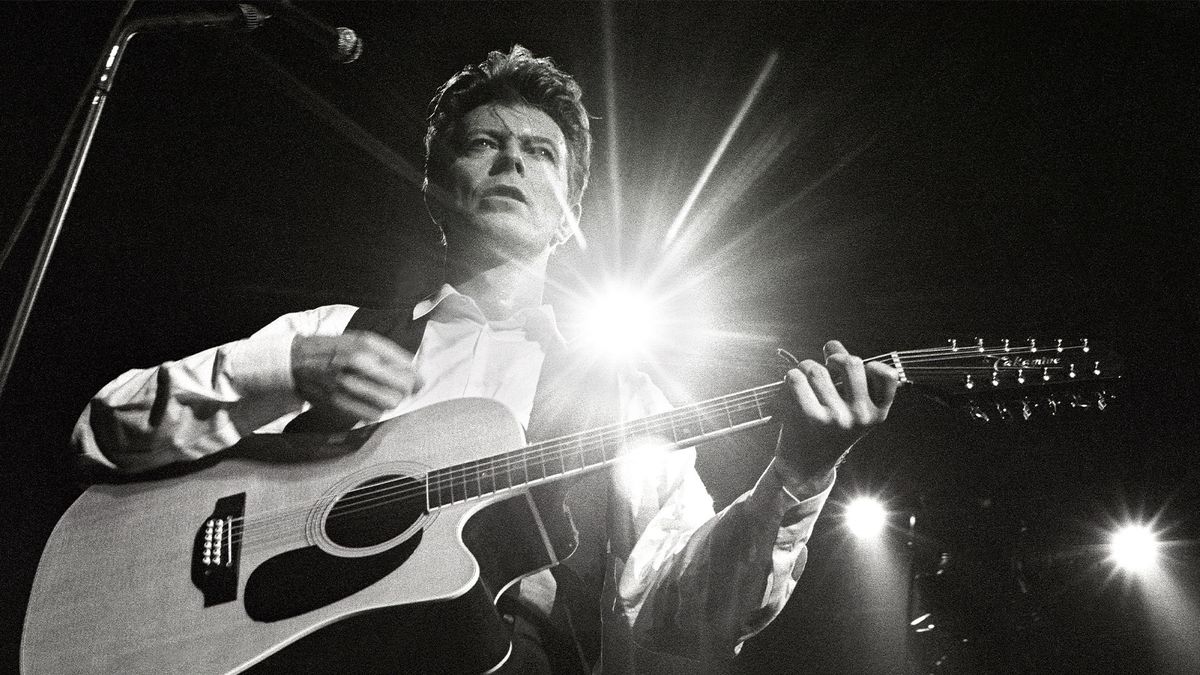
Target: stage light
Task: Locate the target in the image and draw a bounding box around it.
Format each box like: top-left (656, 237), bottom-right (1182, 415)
top-left (1109, 523), bottom-right (1159, 573)
top-left (577, 283), bottom-right (659, 360)
top-left (846, 496), bottom-right (887, 539)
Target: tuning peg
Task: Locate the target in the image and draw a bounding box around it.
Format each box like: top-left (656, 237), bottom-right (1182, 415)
top-left (1021, 398), bottom-right (1033, 421)
top-left (1042, 367), bottom-right (1051, 382)
top-left (968, 404), bottom-right (990, 422)
top-left (1096, 391), bottom-right (1109, 410)
top-left (1028, 338), bottom-right (1037, 352)
top-left (1055, 338), bottom-right (1064, 352)
top-left (1082, 338), bottom-right (1090, 353)
top-left (991, 372), bottom-right (1000, 387)
top-left (1068, 363), bottom-right (1077, 379)
top-left (964, 374), bottom-right (975, 389)
top-left (1017, 368), bottom-right (1026, 384)
top-left (949, 338), bottom-right (958, 352)
top-left (975, 337), bottom-right (985, 352)
top-left (1003, 338), bottom-right (1011, 352)
top-left (1093, 361), bottom-right (1101, 376)
top-left (1046, 397), bottom-right (1060, 415)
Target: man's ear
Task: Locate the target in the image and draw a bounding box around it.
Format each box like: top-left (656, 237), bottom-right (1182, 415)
top-left (553, 202), bottom-right (582, 249)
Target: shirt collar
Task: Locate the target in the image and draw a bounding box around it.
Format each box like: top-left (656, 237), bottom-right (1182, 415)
top-left (413, 283), bottom-right (566, 349)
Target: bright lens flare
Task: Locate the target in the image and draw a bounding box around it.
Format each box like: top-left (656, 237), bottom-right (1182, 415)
top-left (579, 284), bottom-right (658, 359)
top-left (845, 497), bottom-right (887, 539)
top-left (1109, 524), bottom-right (1160, 573)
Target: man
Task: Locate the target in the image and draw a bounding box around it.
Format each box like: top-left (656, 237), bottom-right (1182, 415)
top-left (74, 46), bottom-right (899, 672)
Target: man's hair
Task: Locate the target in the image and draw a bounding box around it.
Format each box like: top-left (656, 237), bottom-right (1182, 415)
top-left (424, 45), bottom-right (591, 205)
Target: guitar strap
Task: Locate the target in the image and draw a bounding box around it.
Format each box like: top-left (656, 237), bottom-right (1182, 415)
top-left (283, 306), bottom-right (430, 433)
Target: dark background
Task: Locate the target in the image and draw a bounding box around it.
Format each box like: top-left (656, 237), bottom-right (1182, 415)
top-left (3, 2), bottom-right (1198, 672)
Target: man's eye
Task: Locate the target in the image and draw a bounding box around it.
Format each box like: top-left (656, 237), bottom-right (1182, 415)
top-left (532, 147), bottom-right (556, 161)
top-left (467, 137), bottom-right (497, 150)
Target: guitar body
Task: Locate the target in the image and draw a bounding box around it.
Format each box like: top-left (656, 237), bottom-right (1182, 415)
top-left (22, 398), bottom-right (544, 674)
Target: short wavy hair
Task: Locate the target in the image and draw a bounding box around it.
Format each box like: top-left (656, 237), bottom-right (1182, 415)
top-left (424, 45), bottom-right (591, 205)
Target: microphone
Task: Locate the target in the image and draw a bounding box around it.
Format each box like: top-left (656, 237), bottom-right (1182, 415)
top-left (256, 1), bottom-right (363, 64)
top-left (127, 3), bottom-right (363, 64)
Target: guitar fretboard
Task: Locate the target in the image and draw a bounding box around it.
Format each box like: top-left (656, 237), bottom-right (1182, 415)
top-left (425, 382), bottom-right (783, 509)
top-left (423, 339), bottom-right (1109, 509)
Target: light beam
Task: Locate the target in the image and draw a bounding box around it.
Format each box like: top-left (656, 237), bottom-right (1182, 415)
top-left (661, 51), bottom-right (779, 249)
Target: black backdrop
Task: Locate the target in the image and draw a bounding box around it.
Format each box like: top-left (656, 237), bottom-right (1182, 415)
top-left (3, 2), bottom-right (1198, 672)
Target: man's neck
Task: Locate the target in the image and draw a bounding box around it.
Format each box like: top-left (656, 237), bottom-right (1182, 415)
top-left (446, 254), bottom-right (549, 321)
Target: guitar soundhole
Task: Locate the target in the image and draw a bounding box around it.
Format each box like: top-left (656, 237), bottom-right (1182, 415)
top-left (324, 474), bottom-right (426, 548)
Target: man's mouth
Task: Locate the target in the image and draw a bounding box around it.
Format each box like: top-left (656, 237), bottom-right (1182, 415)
top-left (480, 185), bottom-right (527, 204)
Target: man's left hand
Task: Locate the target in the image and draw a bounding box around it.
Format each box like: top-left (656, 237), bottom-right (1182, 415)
top-left (775, 340), bottom-right (900, 493)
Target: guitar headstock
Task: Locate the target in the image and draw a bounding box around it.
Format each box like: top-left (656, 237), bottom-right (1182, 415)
top-left (886, 338), bottom-right (1122, 422)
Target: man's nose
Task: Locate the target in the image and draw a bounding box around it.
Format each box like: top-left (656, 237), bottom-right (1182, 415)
top-left (491, 143), bottom-right (525, 176)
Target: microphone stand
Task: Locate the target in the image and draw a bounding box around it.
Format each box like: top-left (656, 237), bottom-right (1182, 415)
top-left (0, 4), bottom-right (265, 400)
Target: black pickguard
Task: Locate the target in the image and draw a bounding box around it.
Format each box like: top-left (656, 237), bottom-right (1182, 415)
top-left (243, 533), bottom-right (422, 622)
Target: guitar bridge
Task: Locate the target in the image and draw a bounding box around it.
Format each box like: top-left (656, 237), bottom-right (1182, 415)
top-left (192, 493), bottom-right (245, 606)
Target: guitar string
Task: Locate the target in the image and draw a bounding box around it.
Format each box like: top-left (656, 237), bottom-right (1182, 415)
top-left (283, 345), bottom-right (1104, 537)
top-left (230, 360), bottom-right (1104, 554)
top-left (225, 381), bottom-right (783, 546)
top-left (217, 343), bottom-right (1097, 549)
top-left (226, 384), bottom-right (781, 550)
top-left (222, 344), bottom-right (1097, 549)
top-left (228, 382), bottom-right (781, 545)
top-left (292, 345), bottom-right (1098, 523)
top-left (220, 344), bottom-right (1096, 548)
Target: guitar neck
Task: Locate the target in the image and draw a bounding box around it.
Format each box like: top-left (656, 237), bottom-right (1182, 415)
top-left (425, 338), bottom-right (1113, 509)
top-left (426, 382), bottom-right (784, 509)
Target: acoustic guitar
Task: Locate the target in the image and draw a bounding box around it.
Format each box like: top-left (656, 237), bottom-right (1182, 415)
top-left (21, 339), bottom-right (1117, 673)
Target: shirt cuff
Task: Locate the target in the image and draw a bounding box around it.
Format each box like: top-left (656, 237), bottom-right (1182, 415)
top-left (224, 333), bottom-right (296, 395)
top-left (746, 457), bottom-right (835, 525)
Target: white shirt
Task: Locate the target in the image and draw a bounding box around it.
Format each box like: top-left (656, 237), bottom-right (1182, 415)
top-left (73, 284), bottom-right (832, 665)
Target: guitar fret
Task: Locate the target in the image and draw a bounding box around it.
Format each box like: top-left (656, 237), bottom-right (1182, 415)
top-left (752, 390), bottom-right (766, 420)
top-left (492, 459), bottom-right (513, 492)
top-left (463, 461), bottom-right (482, 500)
top-left (599, 430), bottom-right (613, 464)
top-left (671, 407), bottom-right (704, 444)
top-left (526, 449), bottom-right (548, 482)
top-left (563, 438), bottom-right (586, 473)
top-left (727, 399), bottom-right (761, 425)
top-left (472, 466), bottom-right (486, 498)
top-left (478, 461), bottom-right (496, 496)
top-left (588, 434), bottom-right (607, 468)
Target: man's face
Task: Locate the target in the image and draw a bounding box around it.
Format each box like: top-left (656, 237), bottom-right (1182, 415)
top-left (443, 102), bottom-right (577, 261)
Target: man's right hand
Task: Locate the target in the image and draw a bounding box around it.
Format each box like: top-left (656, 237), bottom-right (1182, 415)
top-left (290, 331), bottom-right (422, 423)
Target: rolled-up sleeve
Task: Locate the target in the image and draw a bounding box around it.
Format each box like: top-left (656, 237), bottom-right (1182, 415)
top-left (73, 305), bottom-right (357, 472)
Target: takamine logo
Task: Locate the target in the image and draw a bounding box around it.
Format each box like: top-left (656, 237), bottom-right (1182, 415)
top-left (992, 355), bottom-right (1062, 370)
